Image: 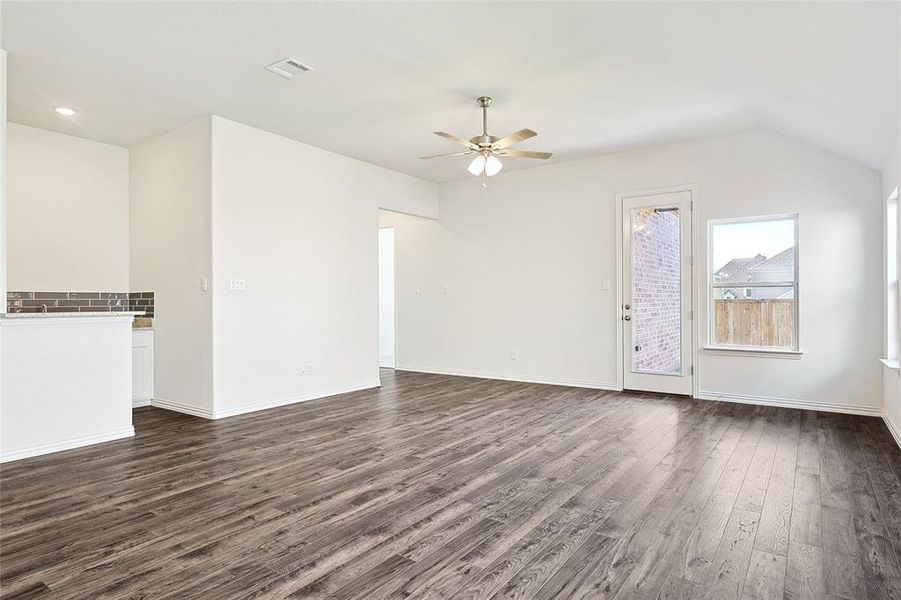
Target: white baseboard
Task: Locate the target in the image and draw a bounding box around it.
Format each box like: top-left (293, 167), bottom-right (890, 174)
top-left (132, 398), bottom-right (152, 408)
top-left (696, 390), bottom-right (883, 417)
top-left (0, 426), bottom-right (135, 463)
top-left (884, 411), bottom-right (901, 449)
top-left (211, 379), bottom-right (382, 420)
top-left (395, 364), bottom-right (619, 391)
top-left (151, 397), bottom-right (215, 419)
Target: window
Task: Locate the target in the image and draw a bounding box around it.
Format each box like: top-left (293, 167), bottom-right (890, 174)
top-left (886, 188), bottom-right (898, 363)
top-left (709, 215), bottom-right (799, 351)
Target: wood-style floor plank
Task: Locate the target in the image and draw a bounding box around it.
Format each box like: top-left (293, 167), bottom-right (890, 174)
top-left (1, 369), bottom-right (899, 599)
top-left (741, 549), bottom-right (786, 600)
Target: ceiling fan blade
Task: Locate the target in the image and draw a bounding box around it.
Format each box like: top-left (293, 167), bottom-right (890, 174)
top-left (491, 128), bottom-right (537, 149)
top-left (419, 151), bottom-right (474, 160)
top-left (496, 149), bottom-right (553, 159)
top-left (434, 131), bottom-right (476, 149)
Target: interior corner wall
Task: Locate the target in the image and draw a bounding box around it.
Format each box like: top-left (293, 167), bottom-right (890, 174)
top-left (394, 130), bottom-right (883, 414)
top-left (209, 116), bottom-right (437, 417)
top-left (130, 117), bottom-right (213, 416)
top-left (6, 123), bottom-right (129, 292)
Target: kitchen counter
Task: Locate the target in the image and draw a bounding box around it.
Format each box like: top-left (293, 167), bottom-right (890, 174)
top-left (1, 311), bottom-right (145, 319)
top-left (1, 311), bottom-right (137, 462)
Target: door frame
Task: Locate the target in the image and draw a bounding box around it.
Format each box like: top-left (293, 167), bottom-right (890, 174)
top-left (614, 184), bottom-right (700, 397)
top-left (378, 225), bottom-right (397, 369)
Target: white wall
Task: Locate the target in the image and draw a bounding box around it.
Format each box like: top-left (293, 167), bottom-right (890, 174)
top-left (130, 117), bottom-right (213, 415)
top-left (209, 116), bottom-right (437, 417)
top-left (393, 130), bottom-right (883, 414)
top-left (7, 123), bottom-right (129, 291)
top-left (883, 141), bottom-right (901, 444)
top-left (378, 225), bottom-right (395, 368)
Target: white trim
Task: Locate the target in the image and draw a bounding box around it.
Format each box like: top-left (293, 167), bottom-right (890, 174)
top-left (150, 380), bottom-right (381, 420)
top-left (151, 397), bottom-right (216, 419)
top-left (133, 398), bottom-right (152, 408)
top-left (884, 187), bottom-right (899, 362)
top-left (695, 390), bottom-right (881, 417)
top-left (883, 411), bottom-right (901, 449)
top-left (211, 379), bottom-right (381, 419)
top-left (379, 224), bottom-right (398, 369)
top-left (0, 426), bottom-right (135, 463)
top-left (395, 364), bottom-right (619, 391)
top-left (880, 358), bottom-right (900, 370)
top-left (702, 346), bottom-right (804, 359)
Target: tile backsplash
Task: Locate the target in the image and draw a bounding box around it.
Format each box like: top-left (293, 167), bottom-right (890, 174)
top-left (128, 292), bottom-right (155, 317)
top-left (8, 291), bottom-right (154, 316)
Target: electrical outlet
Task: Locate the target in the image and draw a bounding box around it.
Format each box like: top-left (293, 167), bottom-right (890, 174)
top-left (415, 285), bottom-right (422, 295)
top-left (229, 279), bottom-right (246, 291)
top-left (511, 350), bottom-right (519, 361)
top-left (443, 284), bottom-right (451, 295)
top-left (306, 362), bottom-right (314, 375)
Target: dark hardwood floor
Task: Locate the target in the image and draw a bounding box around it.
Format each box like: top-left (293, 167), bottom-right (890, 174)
top-left (2, 369), bottom-right (900, 599)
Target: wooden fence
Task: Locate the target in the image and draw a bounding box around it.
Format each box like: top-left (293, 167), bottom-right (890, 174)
top-left (713, 299), bottom-right (795, 348)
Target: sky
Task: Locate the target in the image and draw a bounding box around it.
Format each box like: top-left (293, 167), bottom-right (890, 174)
top-left (711, 219), bottom-right (795, 272)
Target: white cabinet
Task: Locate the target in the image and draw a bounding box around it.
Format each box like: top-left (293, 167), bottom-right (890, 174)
top-left (132, 329), bottom-right (154, 407)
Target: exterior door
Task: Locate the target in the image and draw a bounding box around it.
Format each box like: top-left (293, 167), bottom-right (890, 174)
top-left (622, 191), bottom-right (693, 395)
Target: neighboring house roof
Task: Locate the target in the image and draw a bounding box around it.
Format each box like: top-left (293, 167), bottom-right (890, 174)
top-left (713, 254), bottom-right (766, 284)
top-left (748, 247), bottom-right (794, 274)
top-left (777, 288), bottom-right (795, 299)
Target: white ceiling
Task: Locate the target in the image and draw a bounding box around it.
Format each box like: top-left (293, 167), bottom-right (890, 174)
top-left (2, 1), bottom-right (898, 182)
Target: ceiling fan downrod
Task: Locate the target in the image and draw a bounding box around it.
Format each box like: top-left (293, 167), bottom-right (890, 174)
top-left (472, 96), bottom-right (497, 148)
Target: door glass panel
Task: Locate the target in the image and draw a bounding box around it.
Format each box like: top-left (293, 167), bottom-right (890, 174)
top-left (631, 206), bottom-right (682, 374)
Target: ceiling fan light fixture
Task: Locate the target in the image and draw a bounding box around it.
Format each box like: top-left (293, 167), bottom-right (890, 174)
top-left (422, 95), bottom-right (552, 178)
top-left (467, 155), bottom-right (486, 176)
top-left (484, 155), bottom-right (503, 176)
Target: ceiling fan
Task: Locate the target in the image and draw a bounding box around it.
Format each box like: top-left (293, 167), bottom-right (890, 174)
top-left (420, 96), bottom-right (552, 181)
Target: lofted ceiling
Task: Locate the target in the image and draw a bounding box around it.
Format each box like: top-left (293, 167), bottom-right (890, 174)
top-left (2, 1), bottom-right (898, 182)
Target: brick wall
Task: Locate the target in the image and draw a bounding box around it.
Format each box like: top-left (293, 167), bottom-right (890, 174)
top-left (631, 208), bottom-right (681, 374)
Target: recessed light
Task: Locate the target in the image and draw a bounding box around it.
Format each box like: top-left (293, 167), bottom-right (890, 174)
top-left (54, 107), bottom-right (76, 116)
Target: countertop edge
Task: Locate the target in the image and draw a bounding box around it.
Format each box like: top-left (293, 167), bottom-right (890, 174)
top-left (0, 311), bottom-right (145, 324)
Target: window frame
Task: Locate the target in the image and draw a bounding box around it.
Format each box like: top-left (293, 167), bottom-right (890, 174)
top-left (706, 213), bottom-right (800, 354)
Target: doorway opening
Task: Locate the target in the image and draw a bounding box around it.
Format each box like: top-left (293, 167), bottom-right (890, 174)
top-left (378, 226), bottom-right (396, 369)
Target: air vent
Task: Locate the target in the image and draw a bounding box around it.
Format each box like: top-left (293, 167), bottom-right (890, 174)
top-left (265, 58), bottom-right (313, 80)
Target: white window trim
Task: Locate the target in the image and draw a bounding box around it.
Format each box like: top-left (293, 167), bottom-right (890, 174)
top-left (706, 213), bottom-right (800, 354)
top-left (880, 358), bottom-right (900, 371)
top-left (703, 345), bottom-right (804, 359)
